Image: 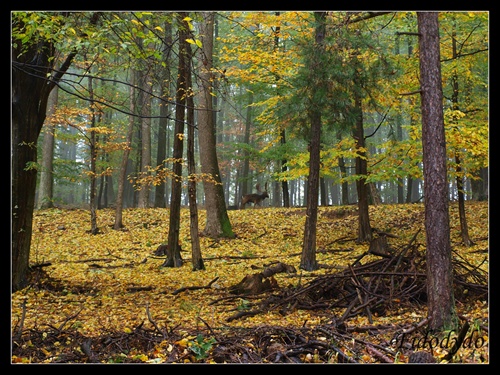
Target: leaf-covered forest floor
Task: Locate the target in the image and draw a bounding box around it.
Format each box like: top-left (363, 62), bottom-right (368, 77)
top-left (11, 201), bottom-right (489, 364)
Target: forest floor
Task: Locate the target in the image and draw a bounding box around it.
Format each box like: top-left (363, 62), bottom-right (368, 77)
top-left (11, 201), bottom-right (489, 364)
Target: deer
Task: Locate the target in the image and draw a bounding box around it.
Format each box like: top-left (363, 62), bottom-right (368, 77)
top-left (240, 183), bottom-right (269, 209)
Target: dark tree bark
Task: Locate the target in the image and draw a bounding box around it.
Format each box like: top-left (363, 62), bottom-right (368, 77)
top-left (353, 70), bottom-right (372, 243)
top-left (162, 13), bottom-right (190, 268)
top-left (12, 13), bottom-right (88, 292)
top-left (471, 167), bottom-right (488, 201)
top-left (280, 129), bottom-right (290, 208)
top-left (450, 27), bottom-right (474, 247)
top-left (197, 12), bottom-right (234, 238)
top-left (320, 177), bottom-right (327, 206)
top-left (417, 11), bottom-right (458, 331)
top-left (300, 11), bottom-right (327, 271)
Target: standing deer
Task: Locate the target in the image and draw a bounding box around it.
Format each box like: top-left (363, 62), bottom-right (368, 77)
top-left (240, 183), bottom-right (269, 209)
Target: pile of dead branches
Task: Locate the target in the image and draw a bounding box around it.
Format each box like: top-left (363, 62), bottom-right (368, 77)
top-left (223, 230), bottom-right (488, 325)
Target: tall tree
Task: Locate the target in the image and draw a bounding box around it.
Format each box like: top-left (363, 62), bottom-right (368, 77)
top-left (154, 19), bottom-right (173, 208)
top-left (87, 75), bottom-right (99, 234)
top-left (37, 87), bottom-right (58, 209)
top-left (240, 91), bottom-right (253, 201)
top-left (447, 17), bottom-right (476, 247)
top-left (185, 39), bottom-right (204, 271)
top-left (114, 73), bottom-right (136, 229)
top-left (163, 13), bottom-right (190, 268)
top-left (197, 12), bottom-right (235, 238)
top-left (300, 11), bottom-right (327, 271)
top-left (137, 51), bottom-right (152, 208)
top-left (337, 133), bottom-right (350, 205)
top-left (352, 61), bottom-right (372, 243)
top-left (274, 11), bottom-right (290, 208)
top-left (12, 12), bottom-right (100, 292)
top-left (417, 11), bottom-right (457, 331)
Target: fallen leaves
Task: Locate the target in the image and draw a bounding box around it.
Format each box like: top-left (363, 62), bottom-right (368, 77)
top-left (11, 201), bottom-right (489, 363)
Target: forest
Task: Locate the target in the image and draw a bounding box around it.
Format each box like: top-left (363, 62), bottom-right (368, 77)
top-left (11, 11), bottom-right (488, 364)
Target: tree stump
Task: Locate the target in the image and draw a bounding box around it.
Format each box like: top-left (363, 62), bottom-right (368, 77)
top-left (228, 262), bottom-right (295, 295)
top-left (228, 274), bottom-right (278, 295)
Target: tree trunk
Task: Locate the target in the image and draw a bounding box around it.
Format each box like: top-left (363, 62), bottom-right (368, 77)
top-left (337, 132), bottom-right (350, 205)
top-left (273, 12), bottom-right (290, 208)
top-left (12, 11), bottom-right (97, 292)
top-left (450, 30), bottom-right (474, 247)
top-left (114, 74), bottom-right (136, 229)
top-left (240, 92), bottom-right (253, 201)
top-left (185, 40), bottom-right (204, 271)
top-left (281, 129), bottom-right (290, 208)
top-left (37, 87), bottom-right (58, 209)
top-left (320, 177), bottom-right (327, 206)
top-left (163, 13), bottom-right (189, 268)
top-left (417, 11), bottom-right (458, 331)
top-left (88, 76), bottom-right (99, 235)
top-left (155, 21), bottom-right (173, 208)
top-left (300, 11), bottom-right (326, 271)
top-left (138, 57), bottom-right (152, 208)
top-left (353, 70), bottom-right (372, 243)
top-left (456, 154), bottom-right (474, 246)
top-left (197, 11), bottom-right (234, 238)
top-left (12, 40), bottom-right (60, 291)
top-left (471, 167), bottom-right (488, 201)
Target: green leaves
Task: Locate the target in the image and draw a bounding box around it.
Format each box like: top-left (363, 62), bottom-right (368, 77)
top-left (189, 334), bottom-right (216, 360)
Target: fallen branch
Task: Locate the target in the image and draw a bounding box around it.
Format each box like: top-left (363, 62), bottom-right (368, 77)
top-left (367, 345), bottom-right (394, 363)
top-left (146, 302), bottom-right (166, 340)
top-left (127, 286), bottom-right (155, 292)
top-left (172, 277), bottom-right (220, 295)
top-left (226, 310), bottom-right (261, 322)
top-left (13, 299), bottom-right (27, 342)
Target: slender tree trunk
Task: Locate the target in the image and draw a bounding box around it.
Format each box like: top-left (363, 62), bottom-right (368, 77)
top-left (450, 28), bottom-right (474, 247)
top-left (455, 154), bottom-right (474, 246)
top-left (281, 129), bottom-right (290, 207)
top-left (471, 167), bottom-right (488, 201)
top-left (185, 41), bottom-right (204, 270)
top-left (88, 76), bottom-right (99, 235)
top-left (272, 12), bottom-right (290, 208)
top-left (418, 11), bottom-right (457, 331)
top-left (163, 13), bottom-right (189, 268)
top-left (406, 177), bottom-right (413, 203)
top-left (240, 92), bottom-right (253, 204)
top-left (353, 70), bottom-right (372, 243)
top-left (37, 87), bottom-right (58, 209)
top-left (114, 75), bottom-right (136, 229)
top-left (369, 182), bottom-right (382, 205)
top-left (300, 11), bottom-right (326, 271)
top-left (197, 12), bottom-right (234, 238)
top-left (320, 177), bottom-right (326, 206)
top-left (138, 60), bottom-right (152, 208)
top-left (236, 92), bottom-right (253, 208)
top-left (155, 21), bottom-right (173, 208)
top-left (337, 132), bottom-right (350, 205)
